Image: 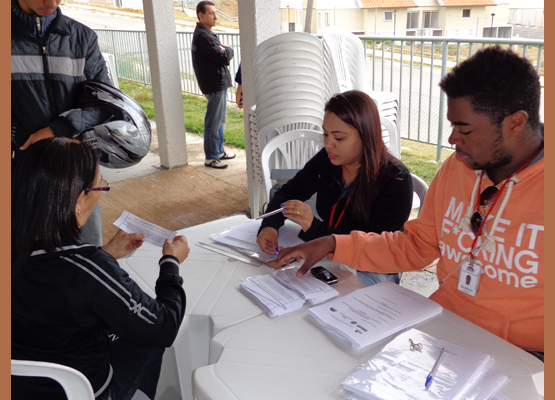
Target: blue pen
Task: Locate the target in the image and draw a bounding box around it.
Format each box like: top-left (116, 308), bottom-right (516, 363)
top-left (425, 347), bottom-right (445, 390)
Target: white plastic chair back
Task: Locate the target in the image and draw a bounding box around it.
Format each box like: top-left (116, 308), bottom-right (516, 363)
top-left (11, 359), bottom-right (96, 400)
top-left (253, 32), bottom-right (322, 63)
top-left (261, 130), bottom-right (324, 204)
top-left (380, 116), bottom-right (400, 159)
top-left (102, 53), bottom-right (119, 89)
top-left (410, 173), bottom-right (429, 216)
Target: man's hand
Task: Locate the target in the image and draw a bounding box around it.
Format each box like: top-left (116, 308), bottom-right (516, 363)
top-left (275, 235), bottom-right (336, 278)
top-left (20, 127), bottom-right (55, 150)
top-left (102, 230), bottom-right (145, 259)
top-left (163, 235), bottom-right (190, 264)
top-left (256, 227), bottom-right (280, 255)
top-left (236, 83), bottom-right (243, 109)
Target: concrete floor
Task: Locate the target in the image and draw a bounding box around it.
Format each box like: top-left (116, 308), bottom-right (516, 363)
top-left (99, 121), bottom-right (438, 399)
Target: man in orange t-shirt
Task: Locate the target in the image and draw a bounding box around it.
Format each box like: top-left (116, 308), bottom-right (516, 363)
top-left (276, 47), bottom-right (544, 356)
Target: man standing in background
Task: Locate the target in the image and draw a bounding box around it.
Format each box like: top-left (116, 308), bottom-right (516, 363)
top-left (192, 0), bottom-right (236, 169)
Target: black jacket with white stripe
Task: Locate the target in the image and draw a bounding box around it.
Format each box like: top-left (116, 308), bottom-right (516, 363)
top-left (11, 244), bottom-right (186, 397)
top-left (11, 6), bottom-right (113, 155)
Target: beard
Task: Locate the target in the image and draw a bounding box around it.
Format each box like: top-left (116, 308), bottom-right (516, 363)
top-left (471, 125), bottom-right (513, 171)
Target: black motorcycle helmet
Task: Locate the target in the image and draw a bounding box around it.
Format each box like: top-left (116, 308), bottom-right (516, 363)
top-left (77, 81), bottom-right (151, 169)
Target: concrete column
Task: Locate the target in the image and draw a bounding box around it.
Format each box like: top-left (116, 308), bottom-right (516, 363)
top-left (143, 0), bottom-right (188, 168)
top-left (237, 0), bottom-right (281, 216)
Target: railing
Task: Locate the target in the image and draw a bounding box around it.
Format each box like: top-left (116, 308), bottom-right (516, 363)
top-left (95, 29), bottom-right (242, 103)
top-left (358, 36), bottom-right (544, 160)
top-left (94, 29), bottom-right (543, 160)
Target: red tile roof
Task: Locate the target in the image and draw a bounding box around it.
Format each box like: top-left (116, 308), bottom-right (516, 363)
top-left (358, 0), bottom-right (417, 9)
top-left (437, 0), bottom-right (497, 5)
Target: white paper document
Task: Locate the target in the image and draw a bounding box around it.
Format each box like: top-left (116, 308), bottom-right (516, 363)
top-left (342, 328), bottom-right (492, 400)
top-left (308, 280), bottom-right (443, 349)
top-left (213, 220), bottom-right (304, 263)
top-left (240, 267), bottom-right (339, 317)
top-left (113, 211), bottom-right (176, 247)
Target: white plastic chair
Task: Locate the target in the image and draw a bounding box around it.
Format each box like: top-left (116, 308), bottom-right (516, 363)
top-left (261, 130), bottom-right (324, 205)
top-left (253, 32), bottom-right (322, 63)
top-left (322, 27), bottom-right (401, 149)
top-left (410, 173), bottom-right (429, 216)
top-left (11, 359), bottom-right (96, 400)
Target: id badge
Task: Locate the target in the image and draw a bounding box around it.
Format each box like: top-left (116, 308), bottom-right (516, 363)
top-left (457, 259), bottom-right (481, 297)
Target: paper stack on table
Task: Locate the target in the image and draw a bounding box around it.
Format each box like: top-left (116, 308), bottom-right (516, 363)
top-left (308, 281), bottom-right (443, 349)
top-left (240, 267), bottom-right (339, 317)
top-left (213, 220), bottom-right (304, 264)
top-left (342, 328), bottom-right (493, 400)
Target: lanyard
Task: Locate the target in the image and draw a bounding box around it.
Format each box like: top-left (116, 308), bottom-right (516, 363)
top-left (469, 141), bottom-right (544, 258)
top-left (329, 167), bottom-right (357, 229)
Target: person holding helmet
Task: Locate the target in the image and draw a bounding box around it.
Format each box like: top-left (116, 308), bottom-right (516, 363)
top-left (12, 0), bottom-right (116, 246)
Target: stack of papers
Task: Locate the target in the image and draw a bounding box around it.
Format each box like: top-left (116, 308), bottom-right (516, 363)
top-left (213, 220), bottom-right (304, 264)
top-left (308, 281), bottom-right (443, 349)
top-left (240, 267), bottom-right (339, 317)
top-left (342, 329), bottom-right (493, 400)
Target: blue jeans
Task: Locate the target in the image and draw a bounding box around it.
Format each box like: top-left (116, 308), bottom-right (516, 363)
top-left (96, 338), bottom-right (165, 400)
top-left (203, 90), bottom-right (227, 160)
top-left (81, 203), bottom-right (103, 246)
top-left (357, 271), bottom-right (401, 287)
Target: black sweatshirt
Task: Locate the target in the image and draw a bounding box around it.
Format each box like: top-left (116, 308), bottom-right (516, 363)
top-left (11, 244), bottom-right (186, 399)
top-left (260, 148), bottom-right (414, 240)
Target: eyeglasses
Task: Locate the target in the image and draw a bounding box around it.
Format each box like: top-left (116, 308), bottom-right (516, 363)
top-left (85, 178), bottom-right (111, 194)
top-left (470, 185), bottom-right (499, 235)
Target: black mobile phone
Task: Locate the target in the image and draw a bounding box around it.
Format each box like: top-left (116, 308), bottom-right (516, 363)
top-left (310, 266), bottom-right (338, 285)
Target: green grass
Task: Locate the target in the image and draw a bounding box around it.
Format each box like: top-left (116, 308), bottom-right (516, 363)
top-left (119, 79), bottom-right (448, 185)
top-left (119, 80), bottom-right (246, 148)
top-left (400, 139), bottom-right (453, 185)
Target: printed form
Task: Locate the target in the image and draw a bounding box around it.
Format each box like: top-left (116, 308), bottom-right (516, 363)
top-left (113, 211), bottom-right (176, 247)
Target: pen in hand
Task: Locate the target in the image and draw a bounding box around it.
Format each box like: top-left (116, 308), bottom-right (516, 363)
top-left (425, 347), bottom-right (445, 390)
top-left (255, 207), bottom-right (285, 220)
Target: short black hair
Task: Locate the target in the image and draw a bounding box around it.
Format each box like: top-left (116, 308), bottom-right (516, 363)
top-left (12, 137), bottom-right (98, 254)
top-left (439, 46), bottom-right (541, 133)
top-left (196, 1), bottom-right (215, 18)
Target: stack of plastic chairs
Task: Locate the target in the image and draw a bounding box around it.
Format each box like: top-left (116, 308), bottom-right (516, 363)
top-left (250, 32), bottom-right (326, 216)
top-left (322, 27), bottom-right (401, 158)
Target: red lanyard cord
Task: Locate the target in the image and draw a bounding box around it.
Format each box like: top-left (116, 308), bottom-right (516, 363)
top-left (329, 166), bottom-right (358, 229)
top-left (469, 141), bottom-right (544, 255)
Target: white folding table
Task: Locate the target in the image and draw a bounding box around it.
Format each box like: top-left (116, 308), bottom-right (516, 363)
top-left (194, 303), bottom-right (544, 400)
top-left (118, 215), bottom-right (365, 400)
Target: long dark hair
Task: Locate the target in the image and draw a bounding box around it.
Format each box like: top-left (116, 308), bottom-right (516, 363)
top-left (325, 90), bottom-right (395, 223)
top-left (12, 137), bottom-right (98, 254)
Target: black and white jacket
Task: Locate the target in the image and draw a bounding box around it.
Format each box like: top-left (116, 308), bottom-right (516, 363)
top-left (11, 244), bottom-right (186, 397)
top-left (11, 5), bottom-right (113, 155)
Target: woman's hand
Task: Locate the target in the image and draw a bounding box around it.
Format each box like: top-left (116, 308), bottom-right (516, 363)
top-left (282, 200), bottom-right (314, 232)
top-left (256, 227), bottom-right (280, 255)
top-left (102, 229), bottom-right (145, 259)
top-left (163, 235), bottom-right (190, 264)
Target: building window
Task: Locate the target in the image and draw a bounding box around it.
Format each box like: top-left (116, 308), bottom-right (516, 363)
top-left (318, 12), bottom-right (322, 29)
top-left (296, 10), bottom-right (302, 26)
top-left (422, 11), bottom-right (439, 29)
top-left (325, 12), bottom-right (329, 27)
top-left (462, 9), bottom-right (470, 18)
top-left (384, 11), bottom-right (393, 21)
top-left (407, 11), bottom-right (419, 29)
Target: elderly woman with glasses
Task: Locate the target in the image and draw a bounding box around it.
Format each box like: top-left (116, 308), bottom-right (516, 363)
top-left (11, 137), bottom-right (190, 400)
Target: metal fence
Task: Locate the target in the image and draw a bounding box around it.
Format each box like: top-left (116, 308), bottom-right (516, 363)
top-left (94, 29), bottom-right (543, 160)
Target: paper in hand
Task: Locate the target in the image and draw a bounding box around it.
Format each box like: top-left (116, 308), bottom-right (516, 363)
top-left (113, 211), bottom-right (176, 247)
